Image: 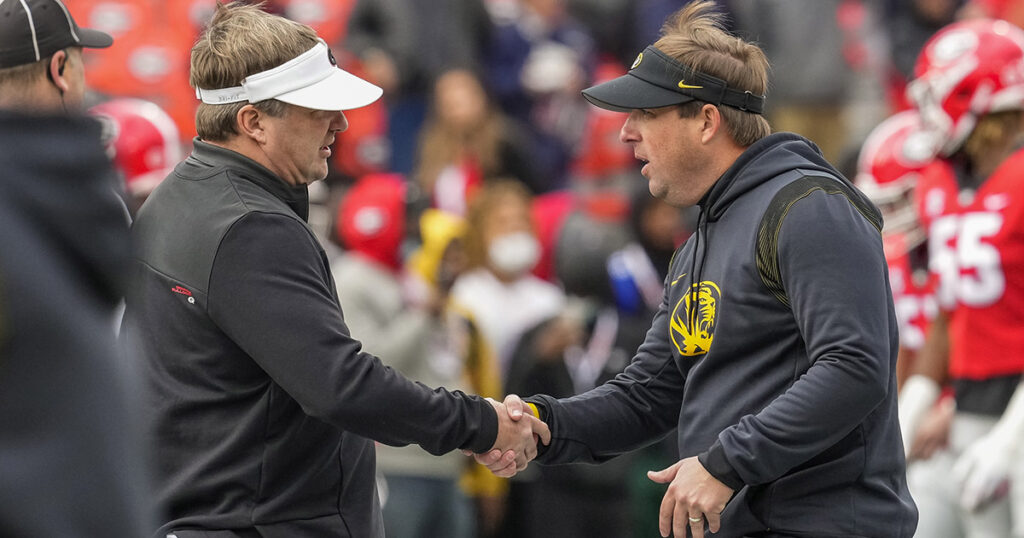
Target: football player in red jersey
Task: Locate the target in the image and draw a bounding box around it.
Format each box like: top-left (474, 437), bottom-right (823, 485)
top-left (899, 18), bottom-right (1024, 538)
top-left (856, 109), bottom-right (940, 388)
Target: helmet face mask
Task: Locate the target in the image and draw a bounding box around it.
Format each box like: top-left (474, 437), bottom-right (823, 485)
top-left (908, 19), bottom-right (1024, 156)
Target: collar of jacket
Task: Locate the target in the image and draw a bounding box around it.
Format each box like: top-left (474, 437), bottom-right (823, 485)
top-left (188, 137), bottom-right (310, 222)
top-left (696, 132), bottom-right (839, 223)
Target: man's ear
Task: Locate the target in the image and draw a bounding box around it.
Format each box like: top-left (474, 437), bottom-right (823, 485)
top-left (47, 49), bottom-right (69, 94)
top-left (236, 105), bottom-right (267, 144)
top-left (699, 103), bottom-right (722, 144)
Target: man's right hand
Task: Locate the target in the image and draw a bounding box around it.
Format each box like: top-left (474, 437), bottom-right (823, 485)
top-left (474, 394), bottom-right (550, 477)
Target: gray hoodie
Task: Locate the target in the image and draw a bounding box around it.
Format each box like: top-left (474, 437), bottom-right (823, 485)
top-left (529, 133), bottom-right (917, 537)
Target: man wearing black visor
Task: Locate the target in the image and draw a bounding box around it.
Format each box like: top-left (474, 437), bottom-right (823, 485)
top-left (477, 2), bottom-right (918, 537)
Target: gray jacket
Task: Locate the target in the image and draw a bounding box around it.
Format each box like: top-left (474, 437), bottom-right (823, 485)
top-left (529, 133), bottom-right (917, 537)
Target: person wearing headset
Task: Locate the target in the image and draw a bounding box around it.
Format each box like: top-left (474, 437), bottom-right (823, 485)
top-left (0, 1), bottom-right (154, 536)
top-left (0, 0), bottom-right (110, 112)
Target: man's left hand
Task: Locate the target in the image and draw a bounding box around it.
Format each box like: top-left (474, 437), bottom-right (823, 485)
top-left (648, 456), bottom-right (733, 538)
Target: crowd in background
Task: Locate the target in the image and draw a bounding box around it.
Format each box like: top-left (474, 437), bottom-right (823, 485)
top-left (74, 0), bottom-right (1024, 537)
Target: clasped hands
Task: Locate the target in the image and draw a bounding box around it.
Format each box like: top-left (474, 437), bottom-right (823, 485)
top-left (473, 395), bottom-right (733, 538)
top-left (466, 395), bottom-right (551, 477)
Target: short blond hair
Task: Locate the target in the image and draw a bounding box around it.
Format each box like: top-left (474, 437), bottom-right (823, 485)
top-left (190, 1), bottom-right (319, 141)
top-left (654, 1), bottom-right (770, 146)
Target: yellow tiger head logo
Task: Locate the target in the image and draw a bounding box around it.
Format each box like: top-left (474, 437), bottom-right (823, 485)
top-left (670, 281), bottom-right (721, 356)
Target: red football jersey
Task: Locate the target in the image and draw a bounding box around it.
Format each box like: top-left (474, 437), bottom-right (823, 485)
top-left (884, 237), bottom-right (937, 353)
top-left (917, 149), bottom-right (1024, 379)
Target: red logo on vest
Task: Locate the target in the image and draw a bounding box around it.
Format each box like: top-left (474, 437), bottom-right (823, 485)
top-left (171, 286), bottom-right (192, 296)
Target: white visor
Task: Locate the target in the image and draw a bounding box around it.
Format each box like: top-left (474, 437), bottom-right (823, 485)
top-left (195, 40), bottom-right (383, 111)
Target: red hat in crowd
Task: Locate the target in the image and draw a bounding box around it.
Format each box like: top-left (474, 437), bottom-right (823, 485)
top-left (336, 173), bottom-right (407, 272)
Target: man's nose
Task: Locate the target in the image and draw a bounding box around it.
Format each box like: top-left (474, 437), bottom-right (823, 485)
top-left (332, 111), bottom-right (349, 133)
top-left (620, 113), bottom-right (639, 143)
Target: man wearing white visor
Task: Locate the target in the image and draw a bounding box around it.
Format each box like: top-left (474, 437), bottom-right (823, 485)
top-left (122, 3), bottom-right (549, 538)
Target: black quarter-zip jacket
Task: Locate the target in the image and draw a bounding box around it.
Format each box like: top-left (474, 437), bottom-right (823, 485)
top-left (529, 133), bottom-right (917, 537)
top-left (124, 140), bottom-right (498, 538)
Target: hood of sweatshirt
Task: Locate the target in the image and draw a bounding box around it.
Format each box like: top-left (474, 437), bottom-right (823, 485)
top-left (698, 132), bottom-right (850, 222)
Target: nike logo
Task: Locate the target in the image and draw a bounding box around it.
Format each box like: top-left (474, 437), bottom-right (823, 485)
top-left (678, 80), bottom-right (703, 89)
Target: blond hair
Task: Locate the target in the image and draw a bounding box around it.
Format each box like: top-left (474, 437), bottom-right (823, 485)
top-left (190, 1), bottom-right (319, 141)
top-left (463, 181), bottom-right (533, 269)
top-left (654, 1), bottom-right (770, 146)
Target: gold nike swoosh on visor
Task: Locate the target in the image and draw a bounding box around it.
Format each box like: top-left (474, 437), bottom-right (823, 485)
top-left (678, 80), bottom-right (703, 89)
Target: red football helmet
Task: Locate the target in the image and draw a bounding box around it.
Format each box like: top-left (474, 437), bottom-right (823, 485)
top-left (856, 110), bottom-right (937, 255)
top-left (90, 98), bottom-right (182, 198)
top-left (907, 18), bottom-right (1024, 156)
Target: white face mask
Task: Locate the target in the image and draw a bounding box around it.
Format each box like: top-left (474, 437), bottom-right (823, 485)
top-left (488, 232), bottom-right (540, 276)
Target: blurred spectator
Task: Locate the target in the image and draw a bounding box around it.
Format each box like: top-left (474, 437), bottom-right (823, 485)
top-left (485, 0), bottom-right (597, 191)
top-left (732, 0), bottom-right (885, 163)
top-left (566, 59), bottom-right (636, 184)
top-left (529, 189), bottom-right (576, 283)
top-left (91, 97), bottom-right (184, 216)
top-left (565, 0), bottom-right (634, 63)
top-left (450, 181), bottom-right (571, 538)
top-left (331, 176), bottom-right (483, 538)
top-left (407, 209), bottom-right (511, 538)
top-left (346, 0), bottom-right (493, 175)
top-left (875, 0), bottom-right (961, 110)
top-left (329, 57), bottom-right (392, 181)
top-left (502, 181), bottom-right (692, 538)
top-left (275, 0), bottom-right (358, 46)
top-left (415, 68), bottom-right (540, 215)
top-left (0, 0), bottom-right (153, 534)
top-left (451, 181), bottom-right (566, 380)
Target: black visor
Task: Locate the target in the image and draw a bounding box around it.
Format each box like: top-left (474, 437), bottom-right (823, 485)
top-left (582, 46), bottom-right (765, 114)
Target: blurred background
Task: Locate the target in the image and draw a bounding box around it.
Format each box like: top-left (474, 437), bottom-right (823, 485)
top-left (73, 0), bottom-right (1021, 537)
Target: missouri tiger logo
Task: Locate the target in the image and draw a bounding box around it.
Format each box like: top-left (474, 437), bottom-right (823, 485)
top-left (670, 280), bottom-right (721, 356)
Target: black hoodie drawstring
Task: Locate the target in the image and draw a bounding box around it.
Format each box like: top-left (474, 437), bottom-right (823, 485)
top-left (688, 207), bottom-right (708, 338)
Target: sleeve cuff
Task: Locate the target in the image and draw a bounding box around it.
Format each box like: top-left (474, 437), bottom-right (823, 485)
top-left (463, 396), bottom-right (499, 454)
top-left (523, 396), bottom-right (552, 461)
top-left (526, 402), bottom-right (541, 420)
top-left (698, 439), bottom-right (745, 491)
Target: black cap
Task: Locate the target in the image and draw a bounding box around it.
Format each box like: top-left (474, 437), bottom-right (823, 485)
top-left (0, 0), bottom-right (112, 69)
top-left (582, 46), bottom-right (765, 114)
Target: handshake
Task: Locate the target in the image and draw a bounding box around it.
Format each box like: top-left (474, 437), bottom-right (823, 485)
top-left (467, 394), bottom-right (550, 477)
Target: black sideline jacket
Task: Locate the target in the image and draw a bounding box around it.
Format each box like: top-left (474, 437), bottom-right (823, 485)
top-left (124, 140), bottom-right (498, 538)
